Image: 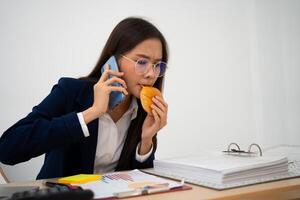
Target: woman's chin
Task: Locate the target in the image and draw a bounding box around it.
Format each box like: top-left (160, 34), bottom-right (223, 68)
top-left (133, 91), bottom-right (141, 99)
top-left (132, 85), bottom-right (142, 99)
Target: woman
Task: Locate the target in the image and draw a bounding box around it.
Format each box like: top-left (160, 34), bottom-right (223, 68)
top-left (0, 17), bottom-right (169, 179)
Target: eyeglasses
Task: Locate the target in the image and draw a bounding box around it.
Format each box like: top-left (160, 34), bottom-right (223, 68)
top-left (121, 55), bottom-right (167, 77)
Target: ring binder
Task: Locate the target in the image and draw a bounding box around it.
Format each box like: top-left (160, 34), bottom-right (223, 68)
top-left (223, 143), bottom-right (262, 156)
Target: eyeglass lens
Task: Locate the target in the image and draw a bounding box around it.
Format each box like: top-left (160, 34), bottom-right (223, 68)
top-left (135, 58), bottom-right (167, 77)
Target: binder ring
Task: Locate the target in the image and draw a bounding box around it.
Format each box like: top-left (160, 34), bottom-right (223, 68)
top-left (248, 143), bottom-right (262, 156)
top-left (227, 143), bottom-right (241, 152)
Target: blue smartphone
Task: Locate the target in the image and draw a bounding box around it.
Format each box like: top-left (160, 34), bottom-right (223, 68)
top-left (100, 56), bottom-right (125, 110)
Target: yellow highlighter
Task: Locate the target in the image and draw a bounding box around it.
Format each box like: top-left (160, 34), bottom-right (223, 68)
top-left (58, 174), bottom-right (102, 184)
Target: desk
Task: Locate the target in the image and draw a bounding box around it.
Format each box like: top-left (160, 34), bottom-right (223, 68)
top-left (5, 177), bottom-right (300, 200)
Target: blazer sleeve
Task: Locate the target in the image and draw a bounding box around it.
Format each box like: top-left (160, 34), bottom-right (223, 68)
top-left (0, 78), bottom-right (85, 165)
top-left (131, 136), bottom-right (157, 169)
top-left (132, 151), bottom-right (155, 169)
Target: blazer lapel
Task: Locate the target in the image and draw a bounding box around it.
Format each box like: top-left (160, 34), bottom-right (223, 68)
top-left (81, 119), bottom-right (98, 173)
top-left (75, 81), bottom-right (98, 173)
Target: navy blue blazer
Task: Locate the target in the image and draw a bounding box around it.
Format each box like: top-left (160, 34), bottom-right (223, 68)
top-left (0, 78), bottom-right (155, 179)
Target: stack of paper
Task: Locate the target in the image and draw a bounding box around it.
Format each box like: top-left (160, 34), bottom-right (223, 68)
top-left (153, 152), bottom-right (288, 185)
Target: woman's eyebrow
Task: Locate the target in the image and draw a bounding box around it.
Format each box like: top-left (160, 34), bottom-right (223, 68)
top-left (135, 53), bottom-right (162, 62)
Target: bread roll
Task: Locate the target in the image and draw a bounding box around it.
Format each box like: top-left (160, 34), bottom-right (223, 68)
top-left (140, 86), bottom-right (162, 115)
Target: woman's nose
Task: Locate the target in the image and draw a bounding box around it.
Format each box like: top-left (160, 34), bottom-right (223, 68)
top-left (144, 65), bottom-right (157, 79)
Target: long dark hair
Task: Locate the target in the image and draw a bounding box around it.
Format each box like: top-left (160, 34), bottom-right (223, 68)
top-left (82, 17), bottom-right (168, 170)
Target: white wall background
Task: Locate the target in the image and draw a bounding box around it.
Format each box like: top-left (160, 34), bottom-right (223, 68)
top-left (0, 0), bottom-right (299, 182)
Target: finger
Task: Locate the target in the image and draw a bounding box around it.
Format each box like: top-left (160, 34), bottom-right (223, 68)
top-left (152, 97), bottom-right (167, 112)
top-left (152, 109), bottom-right (160, 123)
top-left (109, 86), bottom-right (128, 95)
top-left (99, 65), bottom-right (124, 83)
top-left (151, 104), bottom-right (165, 119)
top-left (105, 77), bottom-right (127, 88)
top-left (99, 64), bottom-right (110, 83)
top-left (154, 96), bottom-right (168, 109)
top-left (107, 69), bottom-right (124, 77)
top-left (152, 104), bottom-right (167, 128)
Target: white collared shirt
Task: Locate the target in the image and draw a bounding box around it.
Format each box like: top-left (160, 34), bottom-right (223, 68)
top-left (77, 97), bottom-right (153, 173)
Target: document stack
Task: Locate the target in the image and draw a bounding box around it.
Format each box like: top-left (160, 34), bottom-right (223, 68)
top-left (153, 152), bottom-right (289, 186)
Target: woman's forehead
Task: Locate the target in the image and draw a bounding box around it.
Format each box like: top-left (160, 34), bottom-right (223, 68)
top-left (130, 39), bottom-right (162, 60)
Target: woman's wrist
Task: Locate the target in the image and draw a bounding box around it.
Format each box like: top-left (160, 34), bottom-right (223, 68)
top-left (139, 138), bottom-right (153, 155)
top-left (82, 107), bottom-right (102, 124)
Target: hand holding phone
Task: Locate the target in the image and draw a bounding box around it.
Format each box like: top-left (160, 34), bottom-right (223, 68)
top-left (100, 56), bottom-right (126, 110)
top-left (82, 56), bottom-right (127, 124)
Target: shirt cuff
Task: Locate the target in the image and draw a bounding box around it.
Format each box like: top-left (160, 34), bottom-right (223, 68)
top-left (135, 142), bottom-right (153, 162)
top-left (77, 112), bottom-right (90, 137)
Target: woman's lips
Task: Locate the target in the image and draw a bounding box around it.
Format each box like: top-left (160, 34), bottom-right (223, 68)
top-left (139, 83), bottom-right (152, 87)
top-left (138, 84), bottom-right (146, 88)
